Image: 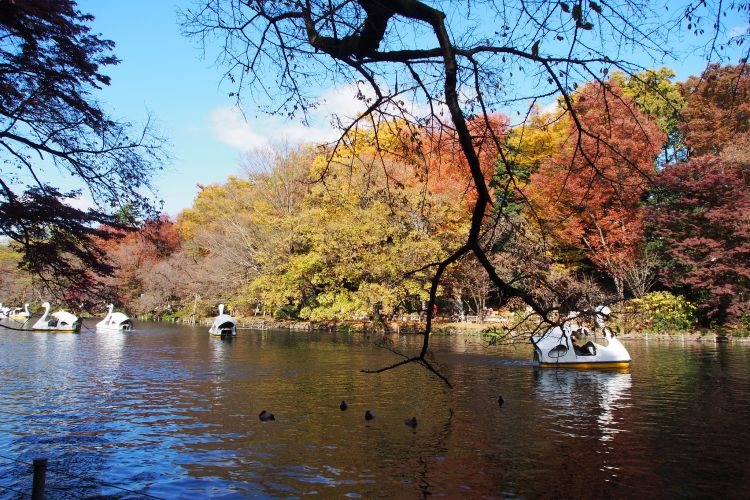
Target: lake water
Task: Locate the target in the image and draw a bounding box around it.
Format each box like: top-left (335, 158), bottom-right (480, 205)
top-left (1, 322), bottom-right (749, 498)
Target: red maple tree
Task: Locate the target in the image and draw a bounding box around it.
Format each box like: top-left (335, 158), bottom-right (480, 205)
top-left (679, 64), bottom-right (750, 158)
top-left (649, 146), bottom-right (750, 324)
top-left (87, 216), bottom-right (182, 309)
top-left (424, 114), bottom-right (510, 206)
top-left (527, 81), bottom-right (665, 297)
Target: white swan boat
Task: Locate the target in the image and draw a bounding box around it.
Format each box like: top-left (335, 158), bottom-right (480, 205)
top-left (8, 303), bottom-right (31, 321)
top-left (531, 306), bottom-right (631, 369)
top-left (32, 302), bottom-right (81, 333)
top-left (0, 303), bottom-right (10, 318)
top-left (96, 303), bottom-right (133, 331)
top-left (209, 304), bottom-right (236, 337)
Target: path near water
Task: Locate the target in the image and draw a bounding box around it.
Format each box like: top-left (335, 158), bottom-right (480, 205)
top-left (1, 322), bottom-right (748, 498)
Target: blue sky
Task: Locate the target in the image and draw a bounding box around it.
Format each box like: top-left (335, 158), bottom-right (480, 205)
top-left (77, 0), bottom-right (373, 216)
top-left (78, 1), bottom-right (254, 216)
top-left (76, 1), bottom-right (748, 216)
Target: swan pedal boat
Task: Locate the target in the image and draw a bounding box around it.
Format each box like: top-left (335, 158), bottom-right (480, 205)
top-left (531, 310), bottom-right (631, 369)
top-left (32, 302), bottom-right (81, 333)
top-left (96, 304), bottom-right (133, 331)
top-left (8, 303), bottom-right (31, 321)
top-left (209, 304), bottom-right (236, 337)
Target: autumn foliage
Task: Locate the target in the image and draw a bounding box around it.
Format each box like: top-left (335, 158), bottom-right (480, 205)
top-left (423, 114), bottom-right (510, 206)
top-left (679, 64), bottom-right (750, 158)
top-left (650, 145), bottom-right (750, 324)
top-left (17, 64), bottom-right (748, 329)
top-left (526, 82), bottom-right (665, 296)
top-left (91, 217), bottom-right (181, 311)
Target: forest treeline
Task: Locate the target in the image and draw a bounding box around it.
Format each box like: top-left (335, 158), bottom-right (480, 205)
top-left (2, 64), bottom-right (748, 332)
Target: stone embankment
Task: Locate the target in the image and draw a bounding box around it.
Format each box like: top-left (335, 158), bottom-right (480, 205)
top-left (143, 315), bottom-right (748, 341)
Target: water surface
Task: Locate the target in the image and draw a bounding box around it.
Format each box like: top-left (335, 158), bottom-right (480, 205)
top-left (1, 322), bottom-right (748, 498)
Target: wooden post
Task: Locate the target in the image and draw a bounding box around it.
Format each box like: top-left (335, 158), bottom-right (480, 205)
top-left (32, 457), bottom-right (47, 500)
top-left (191, 294), bottom-right (200, 325)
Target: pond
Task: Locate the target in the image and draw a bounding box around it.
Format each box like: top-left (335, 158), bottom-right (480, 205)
top-left (1, 322), bottom-right (748, 498)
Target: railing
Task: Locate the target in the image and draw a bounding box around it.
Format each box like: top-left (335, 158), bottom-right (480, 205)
top-left (0, 454), bottom-right (164, 499)
top-left (138, 315), bottom-right (271, 329)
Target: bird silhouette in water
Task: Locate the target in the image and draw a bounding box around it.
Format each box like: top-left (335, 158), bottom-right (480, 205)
top-left (498, 395), bottom-right (505, 407)
top-left (404, 416), bottom-right (418, 428)
top-left (365, 410), bottom-right (375, 420)
top-left (340, 400), bottom-right (348, 411)
top-left (259, 410), bottom-right (275, 421)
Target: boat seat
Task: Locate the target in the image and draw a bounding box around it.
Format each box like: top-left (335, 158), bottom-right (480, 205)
top-left (573, 344), bottom-right (596, 356)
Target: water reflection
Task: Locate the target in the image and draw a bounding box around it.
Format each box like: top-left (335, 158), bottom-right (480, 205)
top-left (534, 368), bottom-right (631, 445)
top-left (1, 327), bottom-right (749, 498)
top-left (209, 335), bottom-right (234, 365)
top-left (91, 328), bottom-right (126, 370)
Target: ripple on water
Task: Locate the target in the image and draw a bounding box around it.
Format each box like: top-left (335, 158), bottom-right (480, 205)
top-left (1, 328), bottom-right (749, 498)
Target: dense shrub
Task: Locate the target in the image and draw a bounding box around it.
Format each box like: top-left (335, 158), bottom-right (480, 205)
top-left (630, 291), bottom-right (696, 332)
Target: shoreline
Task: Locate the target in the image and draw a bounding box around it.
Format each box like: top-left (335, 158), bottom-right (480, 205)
top-left (436, 322), bottom-right (749, 342)
top-left (149, 315), bottom-right (748, 342)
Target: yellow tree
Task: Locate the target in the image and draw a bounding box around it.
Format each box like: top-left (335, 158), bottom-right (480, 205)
top-left (175, 147), bottom-right (313, 313)
top-left (0, 244), bottom-right (35, 305)
top-left (249, 128), bottom-right (468, 320)
top-left (505, 107), bottom-right (571, 176)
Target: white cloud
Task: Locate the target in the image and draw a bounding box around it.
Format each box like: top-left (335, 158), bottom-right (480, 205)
top-left (209, 104), bottom-right (340, 152)
top-left (539, 99), bottom-right (561, 116)
top-left (316, 83), bottom-right (370, 120)
top-left (729, 24), bottom-right (748, 38)
top-left (209, 83), bottom-right (436, 153)
top-left (274, 120), bottom-right (336, 145)
top-left (64, 193), bottom-right (95, 212)
top-left (210, 106), bottom-right (270, 151)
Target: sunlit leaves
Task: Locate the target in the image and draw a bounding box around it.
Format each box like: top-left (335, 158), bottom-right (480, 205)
top-left (246, 129), bottom-right (468, 320)
top-left (678, 64), bottom-right (750, 158)
top-left (524, 81), bottom-right (665, 296)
